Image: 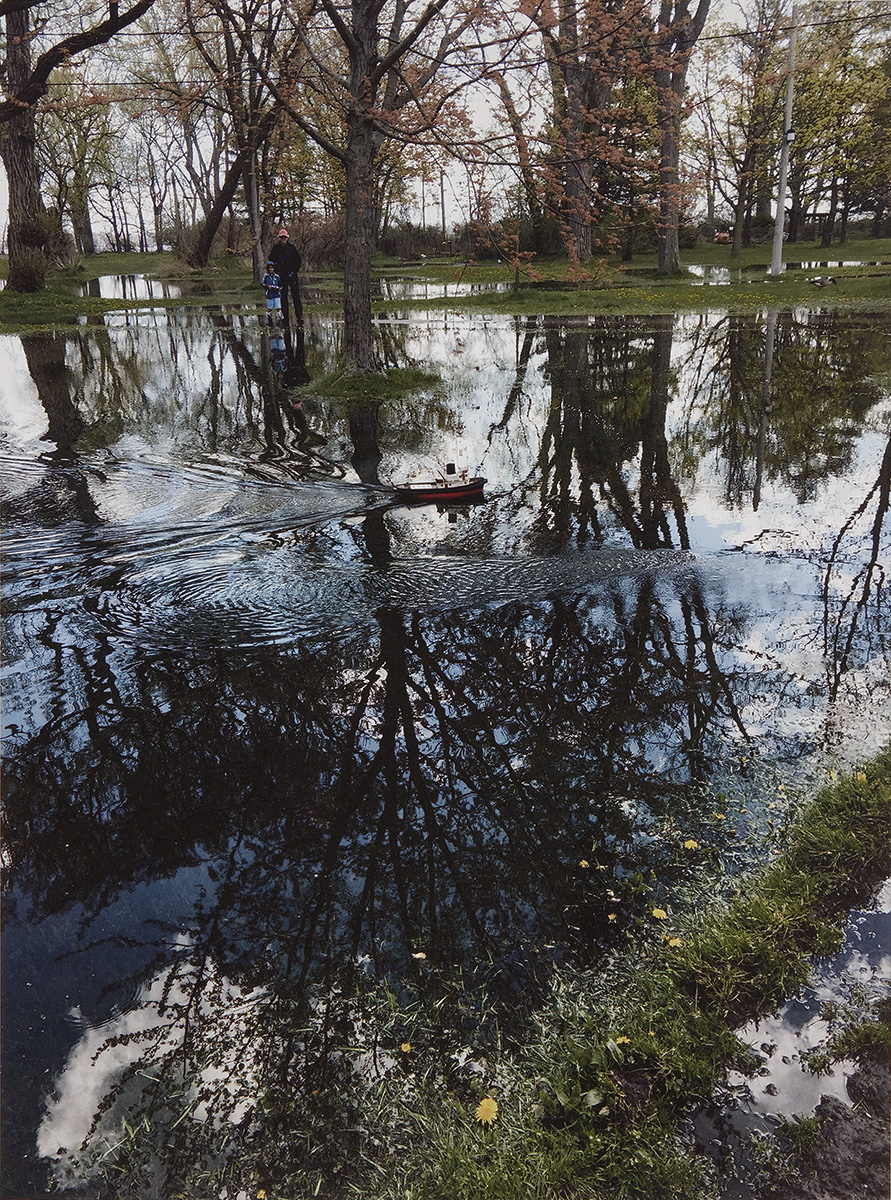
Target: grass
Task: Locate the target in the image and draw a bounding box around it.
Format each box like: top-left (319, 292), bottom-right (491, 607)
top-left (2, 236), bottom-right (890, 332)
top-left (354, 750), bottom-right (891, 1200)
top-left (87, 749), bottom-right (891, 1200)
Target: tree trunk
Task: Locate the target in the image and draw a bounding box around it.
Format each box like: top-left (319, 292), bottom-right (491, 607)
top-left (654, 0), bottom-right (710, 275)
top-left (839, 176), bottom-right (850, 244)
top-left (656, 67), bottom-right (686, 273)
top-left (494, 72), bottom-right (544, 235)
top-left (788, 176), bottom-right (803, 243)
top-left (562, 134), bottom-right (594, 261)
top-left (243, 156), bottom-right (264, 283)
top-left (343, 119), bottom-right (380, 374)
top-left (1, 8), bottom-right (49, 290)
top-left (70, 190), bottom-right (96, 255)
top-left (186, 145), bottom-right (253, 267)
top-left (731, 150), bottom-right (753, 258)
top-left (820, 174), bottom-right (839, 249)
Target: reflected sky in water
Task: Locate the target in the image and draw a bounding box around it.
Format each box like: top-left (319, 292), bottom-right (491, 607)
top-left (2, 303), bottom-right (889, 1197)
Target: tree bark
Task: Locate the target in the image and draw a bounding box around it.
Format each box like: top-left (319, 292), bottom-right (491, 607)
top-left (656, 66), bottom-right (686, 273)
top-left (1, 6), bottom-right (49, 289)
top-left (654, 0), bottom-right (711, 275)
top-left (243, 155), bottom-right (264, 282)
top-left (343, 119), bottom-right (381, 374)
top-left (820, 174), bottom-right (839, 249)
top-left (70, 184), bottom-right (96, 255)
top-left (185, 144), bottom-right (253, 267)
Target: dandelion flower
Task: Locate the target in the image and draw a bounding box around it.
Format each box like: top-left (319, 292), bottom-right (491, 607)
top-left (683, 839), bottom-right (699, 850)
top-left (715, 813), bottom-right (725, 822)
top-left (475, 1097), bottom-right (499, 1125)
top-left (666, 937), bottom-right (682, 947)
top-left (579, 859), bottom-right (590, 868)
top-left (856, 771), bottom-right (867, 782)
top-left (401, 1042), bottom-right (412, 1053)
top-left (652, 907), bottom-right (668, 920)
top-left (608, 913), bottom-right (617, 921)
top-left (615, 1035), bottom-right (631, 1044)
top-left (258, 1192), bottom-right (267, 1200)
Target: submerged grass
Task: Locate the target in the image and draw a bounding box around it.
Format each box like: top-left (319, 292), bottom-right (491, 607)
top-left (352, 750), bottom-right (891, 1200)
top-left (298, 366), bottom-right (441, 403)
top-left (90, 750), bottom-right (890, 1200)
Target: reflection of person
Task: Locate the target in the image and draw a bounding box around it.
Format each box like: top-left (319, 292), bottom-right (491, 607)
top-left (270, 331), bottom-right (287, 375)
top-left (286, 396), bottom-right (309, 442)
top-left (268, 228), bottom-right (303, 326)
top-left (262, 262), bottom-right (283, 326)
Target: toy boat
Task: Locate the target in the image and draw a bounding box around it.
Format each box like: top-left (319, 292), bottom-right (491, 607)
top-left (392, 475), bottom-right (487, 503)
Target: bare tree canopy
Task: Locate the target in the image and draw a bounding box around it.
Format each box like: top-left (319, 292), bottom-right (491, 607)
top-left (0, 0), bottom-right (157, 123)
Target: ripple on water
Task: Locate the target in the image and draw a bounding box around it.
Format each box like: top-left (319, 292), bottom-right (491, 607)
top-left (90, 548), bottom-right (696, 651)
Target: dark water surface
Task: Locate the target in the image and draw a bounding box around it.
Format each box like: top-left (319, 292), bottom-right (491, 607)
top-left (2, 303), bottom-right (890, 1197)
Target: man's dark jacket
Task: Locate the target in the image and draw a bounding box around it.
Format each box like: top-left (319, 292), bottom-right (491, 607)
top-left (269, 241), bottom-right (302, 279)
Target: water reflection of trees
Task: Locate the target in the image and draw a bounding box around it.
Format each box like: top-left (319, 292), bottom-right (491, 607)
top-left (5, 304), bottom-right (890, 1196)
top-left (822, 433), bottom-right (891, 699)
top-left (5, 560), bottom-right (762, 1192)
top-left (4, 569), bottom-right (753, 954)
top-left (678, 310), bottom-right (890, 508)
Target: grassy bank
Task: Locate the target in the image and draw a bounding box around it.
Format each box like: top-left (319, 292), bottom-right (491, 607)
top-left (338, 749), bottom-right (891, 1200)
top-left (2, 237), bottom-right (890, 331)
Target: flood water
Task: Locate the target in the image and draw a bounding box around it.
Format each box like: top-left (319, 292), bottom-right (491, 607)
top-left (2, 298), bottom-right (890, 1198)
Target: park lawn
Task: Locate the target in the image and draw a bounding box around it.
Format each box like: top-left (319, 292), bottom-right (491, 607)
top-left (1, 236), bottom-right (890, 331)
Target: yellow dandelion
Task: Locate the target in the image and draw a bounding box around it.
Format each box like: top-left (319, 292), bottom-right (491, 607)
top-left (257, 1192), bottom-right (267, 1200)
top-left (615, 1035), bottom-right (631, 1044)
top-left (579, 859), bottom-right (590, 868)
top-left (652, 907), bottom-right (668, 920)
top-left (401, 1042), bottom-right (412, 1053)
top-left (715, 813), bottom-right (725, 822)
top-left (683, 839), bottom-right (699, 850)
top-left (475, 1096), bottom-right (499, 1125)
top-left (666, 936), bottom-right (682, 947)
top-left (608, 912), bottom-right (617, 921)
top-left (855, 771), bottom-right (867, 782)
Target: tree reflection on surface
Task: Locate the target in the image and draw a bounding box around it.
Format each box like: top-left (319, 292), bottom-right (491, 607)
top-left (1, 306), bottom-right (888, 1197)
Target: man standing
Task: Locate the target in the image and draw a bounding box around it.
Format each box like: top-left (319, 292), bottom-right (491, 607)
top-left (268, 228), bottom-right (303, 326)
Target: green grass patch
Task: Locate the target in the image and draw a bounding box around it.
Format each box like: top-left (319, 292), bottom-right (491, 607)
top-left (357, 749), bottom-right (891, 1199)
top-left (3, 236), bottom-right (890, 333)
top-left (82, 750), bottom-right (890, 1200)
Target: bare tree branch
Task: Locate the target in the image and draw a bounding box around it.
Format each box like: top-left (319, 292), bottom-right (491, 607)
top-left (0, 0), bottom-right (157, 123)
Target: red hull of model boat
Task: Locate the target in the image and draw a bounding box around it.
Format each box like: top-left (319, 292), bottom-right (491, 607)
top-left (392, 477), bottom-right (487, 503)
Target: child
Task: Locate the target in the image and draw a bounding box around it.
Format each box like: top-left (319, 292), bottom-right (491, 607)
top-left (262, 261), bottom-right (283, 325)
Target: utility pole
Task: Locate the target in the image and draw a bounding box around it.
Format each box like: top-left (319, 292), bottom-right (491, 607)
top-left (770, 3), bottom-right (799, 276)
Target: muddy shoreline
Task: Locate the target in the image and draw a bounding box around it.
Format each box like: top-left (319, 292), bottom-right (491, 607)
top-left (758, 1046), bottom-right (890, 1200)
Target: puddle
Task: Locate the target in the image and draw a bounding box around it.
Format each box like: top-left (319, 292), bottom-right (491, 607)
top-left (697, 878), bottom-right (891, 1198)
top-left (77, 274), bottom-right (182, 300)
top-left (2, 303), bottom-right (890, 1200)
